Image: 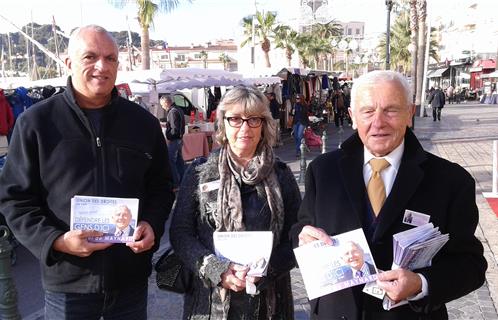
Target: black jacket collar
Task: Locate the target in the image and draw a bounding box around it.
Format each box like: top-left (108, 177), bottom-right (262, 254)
top-left (64, 76), bottom-right (120, 113)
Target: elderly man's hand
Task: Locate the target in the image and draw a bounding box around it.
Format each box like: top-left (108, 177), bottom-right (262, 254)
top-left (126, 220), bottom-right (155, 253)
top-left (298, 225), bottom-right (332, 246)
top-left (376, 269), bottom-right (422, 303)
top-left (53, 230), bottom-right (112, 257)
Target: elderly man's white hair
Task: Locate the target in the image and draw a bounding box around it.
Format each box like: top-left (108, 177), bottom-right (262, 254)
top-left (350, 70), bottom-right (412, 112)
top-left (67, 25), bottom-right (118, 58)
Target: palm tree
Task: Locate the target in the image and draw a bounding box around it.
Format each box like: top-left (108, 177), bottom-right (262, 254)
top-left (311, 20), bottom-right (342, 39)
top-left (307, 34), bottom-right (333, 69)
top-left (428, 28), bottom-right (439, 63)
top-left (109, 0), bottom-right (190, 70)
top-left (294, 33), bottom-right (312, 68)
top-left (409, 0), bottom-right (418, 102)
top-left (274, 25), bottom-right (297, 66)
top-left (377, 12), bottom-right (411, 74)
top-left (219, 53), bottom-right (231, 70)
top-left (415, 0), bottom-right (427, 108)
top-left (200, 50), bottom-right (208, 69)
top-left (306, 21), bottom-right (342, 70)
top-left (240, 11), bottom-right (277, 68)
top-left (377, 9), bottom-right (438, 75)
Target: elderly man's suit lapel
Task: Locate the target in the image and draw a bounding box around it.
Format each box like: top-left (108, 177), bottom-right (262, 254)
top-left (339, 137), bottom-right (366, 224)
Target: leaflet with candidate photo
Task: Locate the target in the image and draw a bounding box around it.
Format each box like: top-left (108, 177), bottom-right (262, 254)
top-left (70, 195), bottom-right (139, 243)
top-left (293, 228), bottom-right (378, 300)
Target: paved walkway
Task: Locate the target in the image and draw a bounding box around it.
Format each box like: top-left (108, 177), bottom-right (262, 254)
top-left (24, 103), bottom-right (498, 319)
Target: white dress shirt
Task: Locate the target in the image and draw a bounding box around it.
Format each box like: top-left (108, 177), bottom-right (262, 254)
top-left (362, 140), bottom-right (428, 300)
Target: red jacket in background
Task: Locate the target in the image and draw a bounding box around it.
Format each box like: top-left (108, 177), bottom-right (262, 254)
top-left (0, 89), bottom-right (14, 136)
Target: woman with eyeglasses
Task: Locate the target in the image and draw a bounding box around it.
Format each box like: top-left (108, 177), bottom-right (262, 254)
top-left (170, 86), bottom-right (301, 319)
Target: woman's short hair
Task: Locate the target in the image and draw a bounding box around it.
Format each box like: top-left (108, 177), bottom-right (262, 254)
top-left (215, 86), bottom-right (276, 147)
top-left (350, 70), bottom-right (412, 111)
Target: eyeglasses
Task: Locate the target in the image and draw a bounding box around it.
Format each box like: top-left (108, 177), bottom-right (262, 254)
top-left (224, 116), bottom-right (264, 128)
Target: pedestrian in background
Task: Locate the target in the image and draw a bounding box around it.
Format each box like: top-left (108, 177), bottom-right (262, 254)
top-left (446, 84), bottom-right (454, 104)
top-left (160, 94), bottom-right (186, 191)
top-left (290, 94), bottom-right (308, 158)
top-left (0, 25), bottom-right (174, 320)
top-left (429, 86), bottom-right (446, 121)
top-left (342, 83), bottom-right (353, 126)
top-left (266, 92), bottom-right (281, 147)
top-left (332, 88), bottom-right (346, 127)
top-left (170, 85), bottom-right (300, 319)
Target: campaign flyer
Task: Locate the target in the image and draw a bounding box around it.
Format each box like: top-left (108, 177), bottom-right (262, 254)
top-left (70, 195), bottom-right (139, 243)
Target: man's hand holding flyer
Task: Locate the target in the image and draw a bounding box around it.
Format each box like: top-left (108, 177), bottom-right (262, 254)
top-left (70, 195), bottom-right (139, 243)
top-left (294, 228), bottom-right (378, 300)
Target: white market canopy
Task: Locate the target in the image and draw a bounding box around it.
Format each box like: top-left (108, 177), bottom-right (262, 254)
top-left (116, 68), bottom-right (245, 94)
top-left (159, 68), bottom-right (243, 81)
top-left (8, 68), bottom-right (284, 93)
top-left (243, 76), bottom-right (282, 86)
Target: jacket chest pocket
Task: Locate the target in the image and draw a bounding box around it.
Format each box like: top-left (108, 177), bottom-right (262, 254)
top-left (116, 146), bottom-right (151, 186)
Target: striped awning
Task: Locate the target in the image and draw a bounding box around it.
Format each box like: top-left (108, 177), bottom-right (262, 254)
top-left (427, 68), bottom-right (449, 78)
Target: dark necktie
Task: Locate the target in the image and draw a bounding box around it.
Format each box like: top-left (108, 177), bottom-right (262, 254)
top-left (367, 158), bottom-right (390, 216)
top-left (115, 230), bottom-right (123, 237)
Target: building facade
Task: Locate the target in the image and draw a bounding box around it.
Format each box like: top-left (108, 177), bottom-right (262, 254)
top-left (118, 40), bottom-right (238, 71)
top-left (429, 0), bottom-right (497, 93)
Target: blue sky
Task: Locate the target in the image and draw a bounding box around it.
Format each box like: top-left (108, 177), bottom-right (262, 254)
top-left (1, 0), bottom-right (391, 45)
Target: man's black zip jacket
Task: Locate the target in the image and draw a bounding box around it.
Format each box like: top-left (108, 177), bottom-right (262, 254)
top-left (0, 77), bottom-right (175, 293)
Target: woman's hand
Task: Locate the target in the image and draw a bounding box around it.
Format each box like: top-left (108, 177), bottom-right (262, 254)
top-left (220, 263), bottom-right (249, 292)
top-left (246, 276), bottom-right (261, 284)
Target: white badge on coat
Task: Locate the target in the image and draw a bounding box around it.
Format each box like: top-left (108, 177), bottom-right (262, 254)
top-left (402, 209), bottom-right (430, 226)
top-left (199, 180), bottom-right (221, 193)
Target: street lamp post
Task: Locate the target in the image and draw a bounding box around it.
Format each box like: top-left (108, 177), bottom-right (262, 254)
top-left (338, 39), bottom-right (348, 78)
top-left (385, 0), bottom-right (394, 70)
top-left (338, 38), bottom-right (358, 79)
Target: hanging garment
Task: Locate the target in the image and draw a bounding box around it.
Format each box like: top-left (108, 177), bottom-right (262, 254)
top-left (7, 87), bottom-right (33, 120)
top-left (214, 87), bottom-right (222, 101)
top-left (322, 75), bottom-right (330, 89)
top-left (0, 89), bottom-right (14, 136)
top-left (281, 80), bottom-right (289, 99)
top-left (273, 84), bottom-right (283, 105)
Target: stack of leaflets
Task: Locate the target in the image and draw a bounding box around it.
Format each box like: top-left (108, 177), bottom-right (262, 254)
top-left (382, 222), bottom-right (449, 310)
top-left (392, 223), bottom-right (449, 270)
top-left (70, 195), bottom-right (139, 243)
